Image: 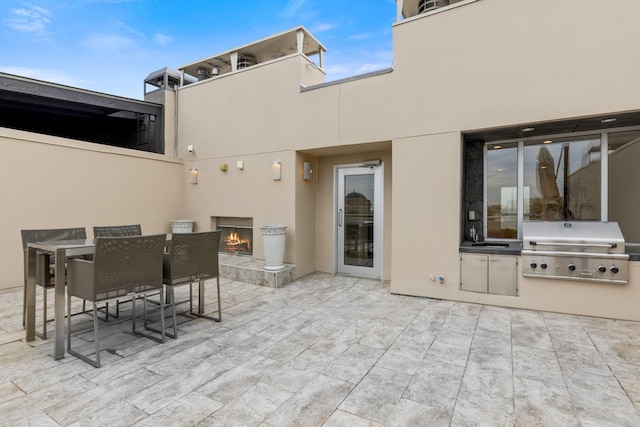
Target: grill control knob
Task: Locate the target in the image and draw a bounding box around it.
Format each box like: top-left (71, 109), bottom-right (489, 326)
top-left (530, 262), bottom-right (537, 269)
top-left (568, 264), bottom-right (576, 271)
top-left (611, 266), bottom-right (619, 274)
top-left (540, 263), bottom-right (548, 269)
top-left (598, 266), bottom-right (607, 273)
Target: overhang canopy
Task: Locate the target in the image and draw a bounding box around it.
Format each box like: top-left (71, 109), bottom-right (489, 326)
top-left (179, 26), bottom-right (326, 80)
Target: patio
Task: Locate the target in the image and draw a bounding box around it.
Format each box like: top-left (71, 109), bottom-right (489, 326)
top-left (1, 273), bottom-right (639, 426)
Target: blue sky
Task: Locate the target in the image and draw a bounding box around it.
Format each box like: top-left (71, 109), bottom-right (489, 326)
top-left (0, 0), bottom-right (396, 100)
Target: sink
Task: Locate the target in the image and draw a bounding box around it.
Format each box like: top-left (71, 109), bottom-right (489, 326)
top-left (471, 242), bottom-right (509, 248)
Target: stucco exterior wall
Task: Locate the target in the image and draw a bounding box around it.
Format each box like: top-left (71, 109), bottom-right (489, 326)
top-left (1, 128), bottom-right (184, 289)
top-left (172, 0), bottom-right (640, 319)
top-left (6, 0), bottom-right (639, 321)
top-left (391, 0), bottom-right (640, 136)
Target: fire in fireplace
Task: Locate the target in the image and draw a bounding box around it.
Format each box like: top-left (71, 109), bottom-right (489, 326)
top-left (218, 226), bottom-right (252, 255)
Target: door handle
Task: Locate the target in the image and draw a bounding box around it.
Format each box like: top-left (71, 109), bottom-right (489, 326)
top-left (338, 209), bottom-right (343, 227)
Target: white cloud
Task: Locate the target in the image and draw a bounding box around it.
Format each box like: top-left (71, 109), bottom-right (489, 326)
top-left (323, 51), bottom-right (393, 81)
top-left (311, 22), bottom-right (336, 33)
top-left (0, 66), bottom-right (86, 87)
top-left (356, 63), bottom-right (386, 73)
top-left (153, 33), bottom-right (172, 45)
top-left (81, 33), bottom-right (136, 52)
top-left (347, 33), bottom-right (372, 41)
top-left (4, 4), bottom-right (51, 37)
top-left (282, 0), bottom-right (305, 17)
top-left (323, 65), bottom-right (350, 75)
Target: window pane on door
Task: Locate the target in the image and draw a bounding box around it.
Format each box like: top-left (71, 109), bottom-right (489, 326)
top-left (344, 174), bottom-right (374, 267)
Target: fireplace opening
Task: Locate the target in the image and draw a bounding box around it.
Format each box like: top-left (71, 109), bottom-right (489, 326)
top-left (218, 226), bottom-right (252, 255)
top-left (215, 216), bottom-right (253, 256)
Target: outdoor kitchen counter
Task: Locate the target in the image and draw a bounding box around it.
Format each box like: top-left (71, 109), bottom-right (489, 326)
top-left (459, 241), bottom-right (522, 256)
top-left (626, 243), bottom-right (640, 261)
top-left (459, 241), bottom-right (639, 260)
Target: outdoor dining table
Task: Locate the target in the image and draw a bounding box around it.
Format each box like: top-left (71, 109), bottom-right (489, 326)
top-left (24, 234), bottom-right (207, 360)
top-left (25, 239), bottom-right (95, 360)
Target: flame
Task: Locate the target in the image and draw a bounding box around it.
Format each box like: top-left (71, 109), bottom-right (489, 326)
top-left (224, 232), bottom-right (251, 251)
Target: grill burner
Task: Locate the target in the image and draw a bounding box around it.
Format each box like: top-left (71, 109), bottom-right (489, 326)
top-left (522, 221), bottom-right (629, 284)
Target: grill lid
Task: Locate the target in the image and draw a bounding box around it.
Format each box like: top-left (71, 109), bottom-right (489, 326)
top-left (522, 221), bottom-right (625, 254)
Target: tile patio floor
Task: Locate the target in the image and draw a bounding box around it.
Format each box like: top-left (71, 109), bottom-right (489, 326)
top-left (1, 273), bottom-right (640, 426)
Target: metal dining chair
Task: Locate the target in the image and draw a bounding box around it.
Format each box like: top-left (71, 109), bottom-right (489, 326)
top-left (161, 231), bottom-right (222, 339)
top-left (66, 234), bottom-right (167, 368)
top-left (93, 224), bottom-right (142, 238)
top-left (93, 224), bottom-right (143, 319)
top-left (20, 227), bottom-right (87, 339)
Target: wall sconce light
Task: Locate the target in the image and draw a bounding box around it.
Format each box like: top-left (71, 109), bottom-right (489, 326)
top-left (303, 161), bottom-right (313, 181)
top-left (189, 168), bottom-right (198, 184)
top-left (272, 161), bottom-right (282, 181)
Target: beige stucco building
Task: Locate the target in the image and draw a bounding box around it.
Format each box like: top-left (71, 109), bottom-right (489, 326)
top-left (3, 0), bottom-right (640, 321)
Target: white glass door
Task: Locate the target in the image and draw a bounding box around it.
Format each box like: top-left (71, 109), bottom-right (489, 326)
top-left (336, 165), bottom-right (383, 279)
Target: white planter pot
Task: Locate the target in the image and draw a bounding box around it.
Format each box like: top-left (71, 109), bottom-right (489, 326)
top-left (259, 225), bottom-right (287, 271)
top-left (171, 219), bottom-right (194, 234)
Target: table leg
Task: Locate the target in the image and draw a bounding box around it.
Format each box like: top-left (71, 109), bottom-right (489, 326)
top-left (26, 247), bottom-right (37, 341)
top-left (53, 248), bottom-right (66, 360)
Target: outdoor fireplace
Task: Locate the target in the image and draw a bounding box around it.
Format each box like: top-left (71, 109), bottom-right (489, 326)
top-left (215, 217), bottom-right (253, 255)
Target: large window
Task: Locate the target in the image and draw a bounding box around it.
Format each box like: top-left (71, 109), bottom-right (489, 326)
top-left (484, 129), bottom-right (640, 241)
top-left (608, 130), bottom-right (640, 242)
top-left (486, 142), bottom-right (518, 239)
top-left (523, 135), bottom-right (601, 222)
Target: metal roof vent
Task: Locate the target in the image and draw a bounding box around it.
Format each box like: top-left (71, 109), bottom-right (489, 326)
top-left (197, 68), bottom-right (211, 81)
top-left (418, 0), bottom-right (449, 13)
top-left (237, 55), bottom-right (257, 70)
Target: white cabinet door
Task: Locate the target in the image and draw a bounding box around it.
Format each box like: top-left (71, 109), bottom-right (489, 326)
top-left (460, 254), bottom-right (488, 293)
top-left (488, 256), bottom-right (518, 296)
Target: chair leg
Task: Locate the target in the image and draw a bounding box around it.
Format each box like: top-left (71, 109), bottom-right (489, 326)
top-left (189, 277), bottom-right (221, 322)
top-left (216, 277), bottom-right (222, 322)
top-left (34, 286), bottom-right (48, 340)
top-left (159, 287), bottom-right (165, 343)
top-left (131, 294), bottom-right (137, 333)
top-left (162, 286), bottom-right (178, 339)
top-left (42, 285), bottom-right (48, 340)
top-left (67, 294), bottom-right (72, 351)
top-left (171, 287), bottom-right (177, 339)
top-left (67, 296), bottom-right (101, 368)
top-left (22, 281), bottom-right (26, 328)
top-left (143, 295), bottom-right (149, 329)
top-left (131, 291), bottom-right (166, 344)
top-left (93, 305), bottom-right (101, 367)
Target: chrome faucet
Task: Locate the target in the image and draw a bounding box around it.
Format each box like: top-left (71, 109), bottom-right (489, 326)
top-left (471, 218), bottom-right (485, 242)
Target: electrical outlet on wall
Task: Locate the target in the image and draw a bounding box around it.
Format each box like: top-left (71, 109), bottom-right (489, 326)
top-left (469, 211), bottom-right (475, 221)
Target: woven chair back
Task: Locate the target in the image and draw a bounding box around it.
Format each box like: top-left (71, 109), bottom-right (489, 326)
top-left (21, 228), bottom-right (87, 279)
top-left (21, 227), bottom-right (87, 251)
top-left (93, 224), bottom-right (142, 237)
top-left (167, 231), bottom-right (221, 282)
top-left (92, 234), bottom-right (165, 301)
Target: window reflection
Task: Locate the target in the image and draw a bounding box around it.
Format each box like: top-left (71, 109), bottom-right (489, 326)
top-left (523, 135), bottom-right (600, 221)
top-left (486, 143), bottom-right (518, 239)
top-left (608, 130), bottom-right (640, 241)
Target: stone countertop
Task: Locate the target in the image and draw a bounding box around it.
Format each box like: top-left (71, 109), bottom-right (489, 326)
top-left (459, 241), bottom-right (522, 256)
top-left (460, 241), bottom-right (640, 261)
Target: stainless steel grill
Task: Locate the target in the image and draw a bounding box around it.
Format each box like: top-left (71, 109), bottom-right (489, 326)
top-left (522, 221), bottom-right (629, 284)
